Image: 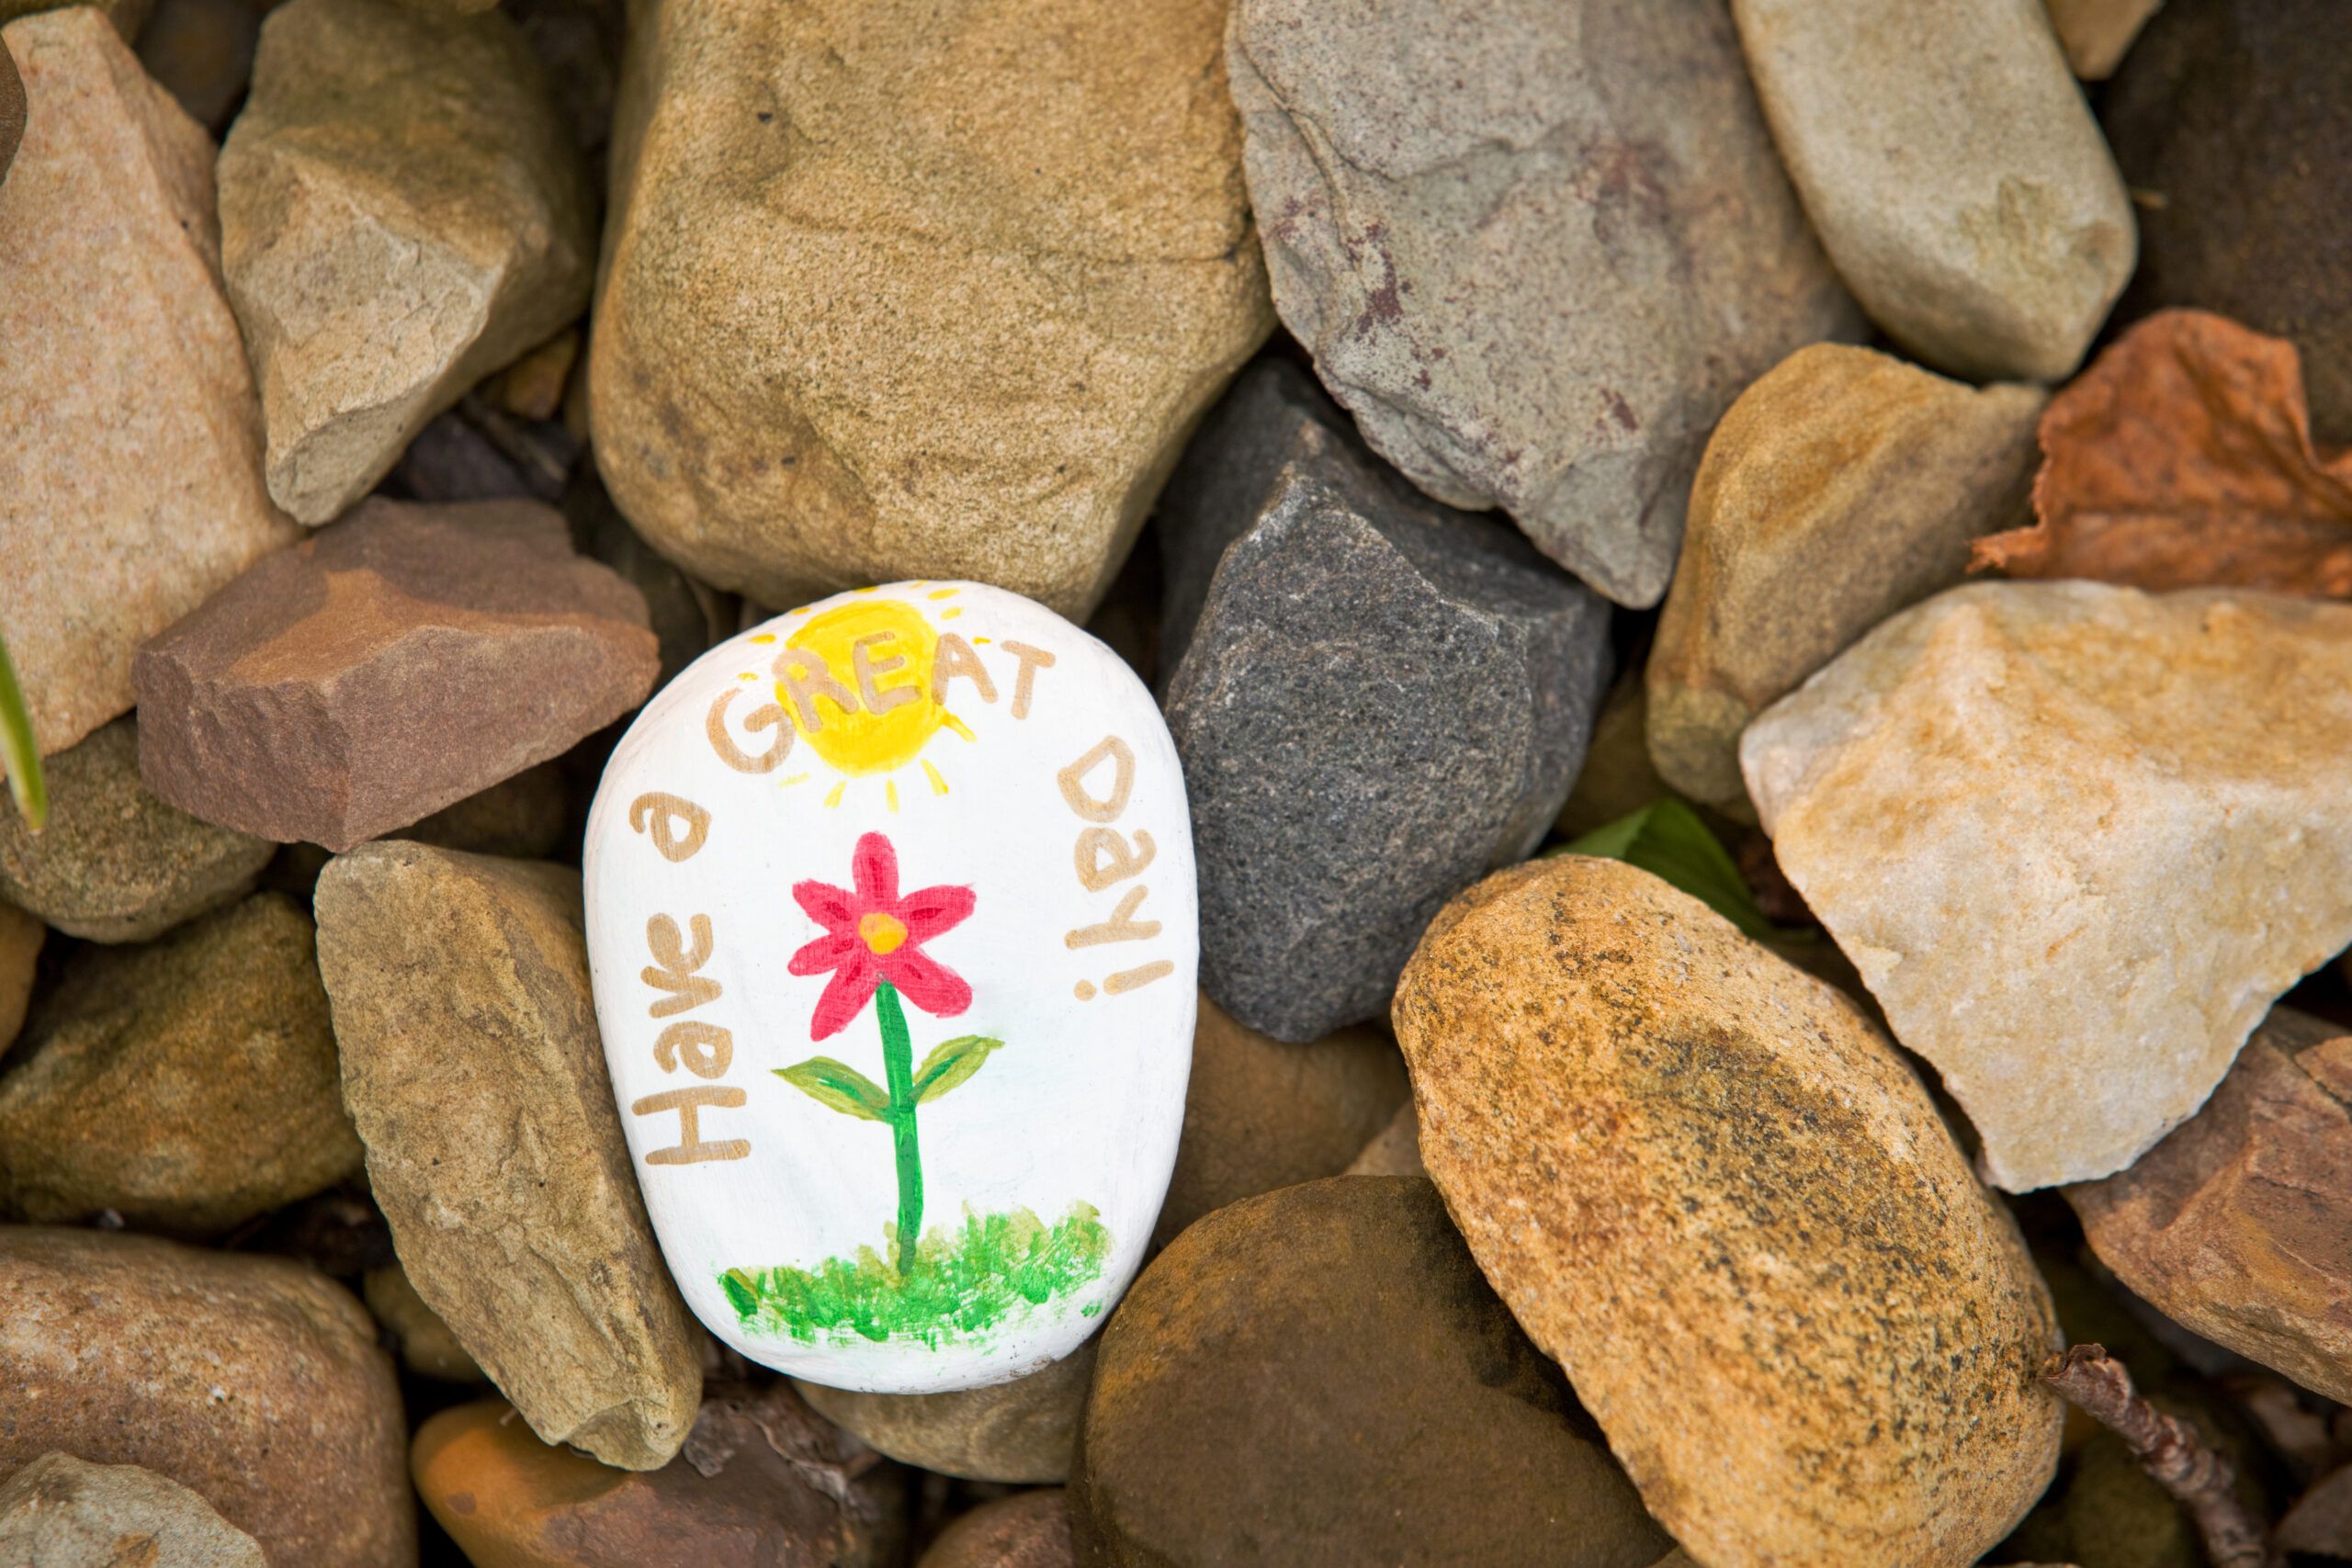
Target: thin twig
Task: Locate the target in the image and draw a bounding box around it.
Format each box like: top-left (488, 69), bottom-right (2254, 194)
top-left (2041, 1344), bottom-right (2280, 1568)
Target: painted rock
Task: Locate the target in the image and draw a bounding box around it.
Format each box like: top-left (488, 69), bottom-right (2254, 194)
top-left (584, 582), bottom-right (1197, 1393)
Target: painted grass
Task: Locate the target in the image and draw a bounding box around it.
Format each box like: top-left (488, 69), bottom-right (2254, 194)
top-left (720, 1203), bottom-right (1111, 1349)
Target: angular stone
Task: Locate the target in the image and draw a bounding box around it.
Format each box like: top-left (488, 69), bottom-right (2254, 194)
top-left (1742, 582), bottom-right (2352, 1190)
top-left (0, 7), bottom-right (294, 757)
top-left (0, 716), bottom-right (273, 941)
top-left (398, 759), bottom-right (569, 861)
top-left (317, 841), bottom-right (702, 1469)
top-left (2044, 0), bottom-right (2165, 76)
top-left (0, 1226), bottom-right (413, 1564)
top-left (1342, 1098), bottom-right (1422, 1178)
top-left (0, 902), bottom-right (39, 1053)
top-left (591, 0), bottom-right (1271, 618)
top-left (2279, 1463), bottom-right (2352, 1559)
top-left (413, 1389), bottom-right (906, 1568)
top-left (0, 893), bottom-right (360, 1235)
top-left (2065, 1007), bottom-right (2352, 1402)
top-left (1227, 0), bottom-right (1856, 608)
top-left (2104, 0), bottom-right (2352, 443)
top-left (795, 1336), bottom-right (1097, 1484)
top-left (0, 1453), bottom-right (265, 1567)
top-left (568, 476), bottom-right (736, 690)
top-left (0, 0), bottom-right (153, 41)
top-left (135, 497), bottom-right (658, 852)
top-left (362, 1262), bottom-right (486, 1383)
top-left (1153, 991), bottom-right (1406, 1247)
top-left (1733, 0), bottom-right (2134, 384)
top-left (220, 0), bottom-right (594, 523)
top-left (1645, 344), bottom-right (2045, 807)
top-left (922, 1491), bottom-right (1072, 1568)
top-left (1160, 370), bottom-right (1610, 1040)
top-left (1071, 1177), bottom-right (1672, 1568)
top-left (1392, 856), bottom-right (2064, 1568)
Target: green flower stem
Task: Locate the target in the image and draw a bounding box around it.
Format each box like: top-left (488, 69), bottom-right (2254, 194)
top-left (874, 979), bottom-right (924, 1271)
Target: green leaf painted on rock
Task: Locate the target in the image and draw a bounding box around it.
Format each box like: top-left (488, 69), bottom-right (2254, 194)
top-left (1556, 797), bottom-right (1785, 943)
top-left (0, 633), bottom-right (46, 832)
top-left (775, 1056), bottom-right (890, 1122)
top-left (912, 1035), bottom-right (1001, 1104)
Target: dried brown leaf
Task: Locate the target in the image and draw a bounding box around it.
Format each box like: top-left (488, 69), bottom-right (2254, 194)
top-left (1973, 310), bottom-right (2352, 595)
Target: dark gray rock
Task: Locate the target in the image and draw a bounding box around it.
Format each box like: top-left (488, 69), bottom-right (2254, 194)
top-left (1160, 364), bottom-right (1609, 1040)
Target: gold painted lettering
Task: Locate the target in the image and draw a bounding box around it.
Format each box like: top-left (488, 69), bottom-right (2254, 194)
top-left (1073, 826), bottom-right (1156, 891)
top-left (1066, 885), bottom-right (1161, 949)
top-left (630, 792), bottom-right (713, 860)
top-left (1057, 735), bottom-right (1136, 822)
top-left (775, 649), bottom-right (858, 732)
top-left (930, 632), bottom-right (998, 705)
top-left (643, 914), bottom-right (719, 1018)
top-left (853, 631), bottom-right (918, 713)
top-left (1000, 640), bottom-right (1056, 719)
top-left (632, 1087), bottom-right (750, 1165)
top-left (1105, 959), bottom-right (1174, 994)
top-left (655, 1021), bottom-right (734, 1078)
top-left (706, 688), bottom-right (791, 773)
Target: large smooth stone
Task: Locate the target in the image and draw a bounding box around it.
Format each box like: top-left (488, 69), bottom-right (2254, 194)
top-left (1742, 581), bottom-right (2352, 1190)
top-left (795, 1334), bottom-right (1097, 1483)
top-left (0, 1453), bottom-right (264, 1566)
top-left (585, 581), bottom-right (1197, 1392)
top-left (1226, 0), bottom-right (1857, 608)
top-left (2044, 0), bottom-right (2165, 76)
top-left (1392, 855), bottom-right (2063, 1568)
top-left (220, 0), bottom-right (594, 523)
top-left (922, 1490), bottom-right (1072, 1568)
top-left (0, 6), bottom-right (295, 757)
top-left (590, 0), bottom-right (1271, 619)
top-left (1733, 0), bottom-right (2135, 383)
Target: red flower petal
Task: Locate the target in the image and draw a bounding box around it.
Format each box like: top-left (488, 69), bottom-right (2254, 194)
top-left (896, 883), bottom-right (975, 942)
top-left (851, 832), bottom-right (899, 908)
top-left (882, 945), bottom-right (971, 1021)
top-left (792, 877), bottom-right (856, 932)
top-left (787, 931), bottom-right (863, 977)
top-left (808, 960), bottom-right (880, 1042)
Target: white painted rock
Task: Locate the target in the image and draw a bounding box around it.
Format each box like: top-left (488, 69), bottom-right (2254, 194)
top-left (584, 582), bottom-right (1197, 1393)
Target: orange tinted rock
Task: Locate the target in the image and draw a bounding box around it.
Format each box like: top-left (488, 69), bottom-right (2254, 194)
top-left (920, 1490), bottom-right (1072, 1568)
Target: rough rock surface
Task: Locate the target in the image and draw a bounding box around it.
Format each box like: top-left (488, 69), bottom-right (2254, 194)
top-left (316, 841), bottom-right (701, 1470)
top-left (2066, 1007), bottom-right (2352, 1403)
top-left (2279, 1464), bottom-right (2352, 1558)
top-left (363, 1262), bottom-right (487, 1383)
top-left (591, 0), bottom-right (1272, 618)
top-left (1153, 990), bottom-right (1407, 1247)
top-left (1073, 1177), bottom-right (1670, 1568)
top-left (1160, 361), bottom-right (1611, 1041)
top-left (135, 498), bottom-right (657, 852)
top-left (413, 1389), bottom-right (905, 1568)
top-left (1645, 344), bottom-right (2044, 807)
top-left (0, 0), bottom-right (153, 36)
top-left (0, 715), bottom-right (273, 941)
top-left (1743, 581), bottom-right (2352, 1190)
top-left (921, 1490), bottom-right (1072, 1568)
top-left (1733, 0), bottom-right (2134, 383)
top-left (0, 902), bottom-right (39, 1051)
top-left (1342, 1098), bottom-right (1422, 1178)
top-left (2044, 0), bottom-right (2165, 76)
top-left (1227, 0), bottom-right (1857, 607)
top-left (2103, 0), bottom-right (2352, 442)
top-left (0, 1453), bottom-right (266, 1567)
top-left (220, 0), bottom-right (594, 523)
top-left (795, 1337), bottom-right (1097, 1484)
top-left (1392, 856), bottom-right (2063, 1568)
top-left (0, 31), bottom-right (20, 180)
top-left (0, 893), bottom-right (360, 1235)
top-left (0, 6), bottom-right (294, 757)
top-left (397, 758), bottom-right (570, 861)
top-left (0, 1226), bottom-right (413, 1564)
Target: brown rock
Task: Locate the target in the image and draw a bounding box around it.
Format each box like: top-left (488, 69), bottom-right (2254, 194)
top-left (134, 498), bottom-right (657, 852)
top-left (0, 1452), bottom-right (265, 1566)
top-left (2278, 1462), bottom-right (2352, 1558)
top-left (2044, 0), bottom-right (2165, 77)
top-left (1152, 992), bottom-right (1407, 1248)
top-left (135, 0), bottom-right (256, 131)
top-left (0, 893), bottom-right (360, 1235)
top-left (1342, 1098), bottom-right (1422, 1178)
top-left (1552, 674), bottom-right (1670, 842)
top-left (795, 1337), bottom-right (1097, 1485)
top-left (1071, 1177), bottom-right (1671, 1568)
top-left (1391, 855), bottom-right (2064, 1568)
top-left (363, 1262), bottom-right (486, 1383)
top-left (0, 0), bottom-right (153, 39)
top-left (0, 6), bottom-right (295, 757)
top-left (316, 842), bottom-right (700, 1470)
top-left (0, 31), bottom-right (20, 182)
top-left (0, 1226), bottom-right (413, 1564)
top-left (2065, 1006), bottom-right (2352, 1403)
top-left (398, 759), bottom-right (570, 860)
top-left (0, 902), bottom-right (38, 1052)
top-left (0, 715), bottom-right (273, 941)
top-left (921, 1490), bottom-right (1072, 1568)
top-left (413, 1389), bottom-right (906, 1568)
top-left (1645, 344), bottom-right (2044, 808)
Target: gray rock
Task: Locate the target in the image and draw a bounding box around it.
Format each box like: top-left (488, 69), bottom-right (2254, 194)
top-left (0, 1452), bottom-right (265, 1567)
top-left (1160, 364), bottom-right (1610, 1040)
top-left (1226, 0), bottom-right (1858, 607)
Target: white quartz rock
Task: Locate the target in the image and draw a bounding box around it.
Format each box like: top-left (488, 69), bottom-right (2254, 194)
top-left (584, 582), bottom-right (1196, 1393)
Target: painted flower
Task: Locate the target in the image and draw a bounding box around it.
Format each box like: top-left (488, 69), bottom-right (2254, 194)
top-left (790, 831), bottom-right (974, 1039)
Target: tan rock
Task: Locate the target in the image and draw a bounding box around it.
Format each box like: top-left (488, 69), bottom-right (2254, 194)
top-left (220, 0), bottom-right (594, 523)
top-left (0, 31), bottom-right (20, 181)
top-left (1392, 855), bottom-right (2063, 1568)
top-left (0, 893), bottom-right (362, 1235)
top-left (591, 0), bottom-right (1272, 618)
top-left (0, 1226), bottom-right (413, 1564)
top-left (2044, 0), bottom-right (2165, 77)
top-left (363, 1262), bottom-right (486, 1383)
top-left (1742, 582), bottom-right (2352, 1190)
top-left (920, 1490), bottom-right (1072, 1568)
top-left (0, 902), bottom-right (39, 1052)
top-left (0, 6), bottom-right (295, 757)
top-left (1645, 344), bottom-right (2044, 807)
top-left (794, 1335), bottom-right (1096, 1484)
top-left (316, 841), bottom-right (701, 1470)
top-left (396, 759), bottom-right (569, 861)
top-left (1342, 1098), bottom-right (1422, 1178)
top-left (2065, 1007), bottom-right (2352, 1403)
top-left (1552, 675), bottom-right (1669, 843)
top-left (0, 715), bottom-right (273, 941)
top-left (2279, 1463), bottom-right (2352, 1559)
top-left (0, 1452), bottom-right (265, 1567)
top-left (0, 0), bottom-right (153, 39)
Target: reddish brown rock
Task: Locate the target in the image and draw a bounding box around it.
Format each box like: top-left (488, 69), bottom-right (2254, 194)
top-left (0, 1226), bottom-right (413, 1564)
top-left (921, 1490), bottom-right (1072, 1568)
top-left (2066, 1006), bottom-right (2352, 1403)
top-left (0, 902), bottom-right (38, 1051)
top-left (413, 1388), bottom-right (905, 1568)
top-left (134, 497), bottom-right (657, 851)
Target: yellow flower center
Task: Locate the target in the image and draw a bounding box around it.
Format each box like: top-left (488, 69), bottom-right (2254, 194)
top-left (859, 911), bottom-right (908, 955)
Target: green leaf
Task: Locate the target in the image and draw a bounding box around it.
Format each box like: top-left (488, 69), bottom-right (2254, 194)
top-left (0, 633), bottom-right (46, 833)
top-left (1555, 797), bottom-right (1790, 942)
top-left (911, 1034), bottom-right (1002, 1104)
top-left (774, 1056), bottom-right (890, 1121)
top-left (720, 1268), bottom-right (759, 1317)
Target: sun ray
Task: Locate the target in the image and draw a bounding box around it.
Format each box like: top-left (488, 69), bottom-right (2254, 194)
top-left (749, 633), bottom-right (776, 645)
top-left (922, 760), bottom-right (949, 796)
top-left (823, 781), bottom-right (847, 808)
top-left (940, 608), bottom-right (963, 620)
top-left (886, 779), bottom-right (899, 813)
top-left (943, 713), bottom-right (977, 743)
top-left (927, 587), bottom-right (960, 601)
top-left (779, 773), bottom-right (810, 787)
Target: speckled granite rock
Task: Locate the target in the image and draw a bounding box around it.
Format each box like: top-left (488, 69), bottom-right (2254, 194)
top-left (0, 1453), bottom-right (265, 1567)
